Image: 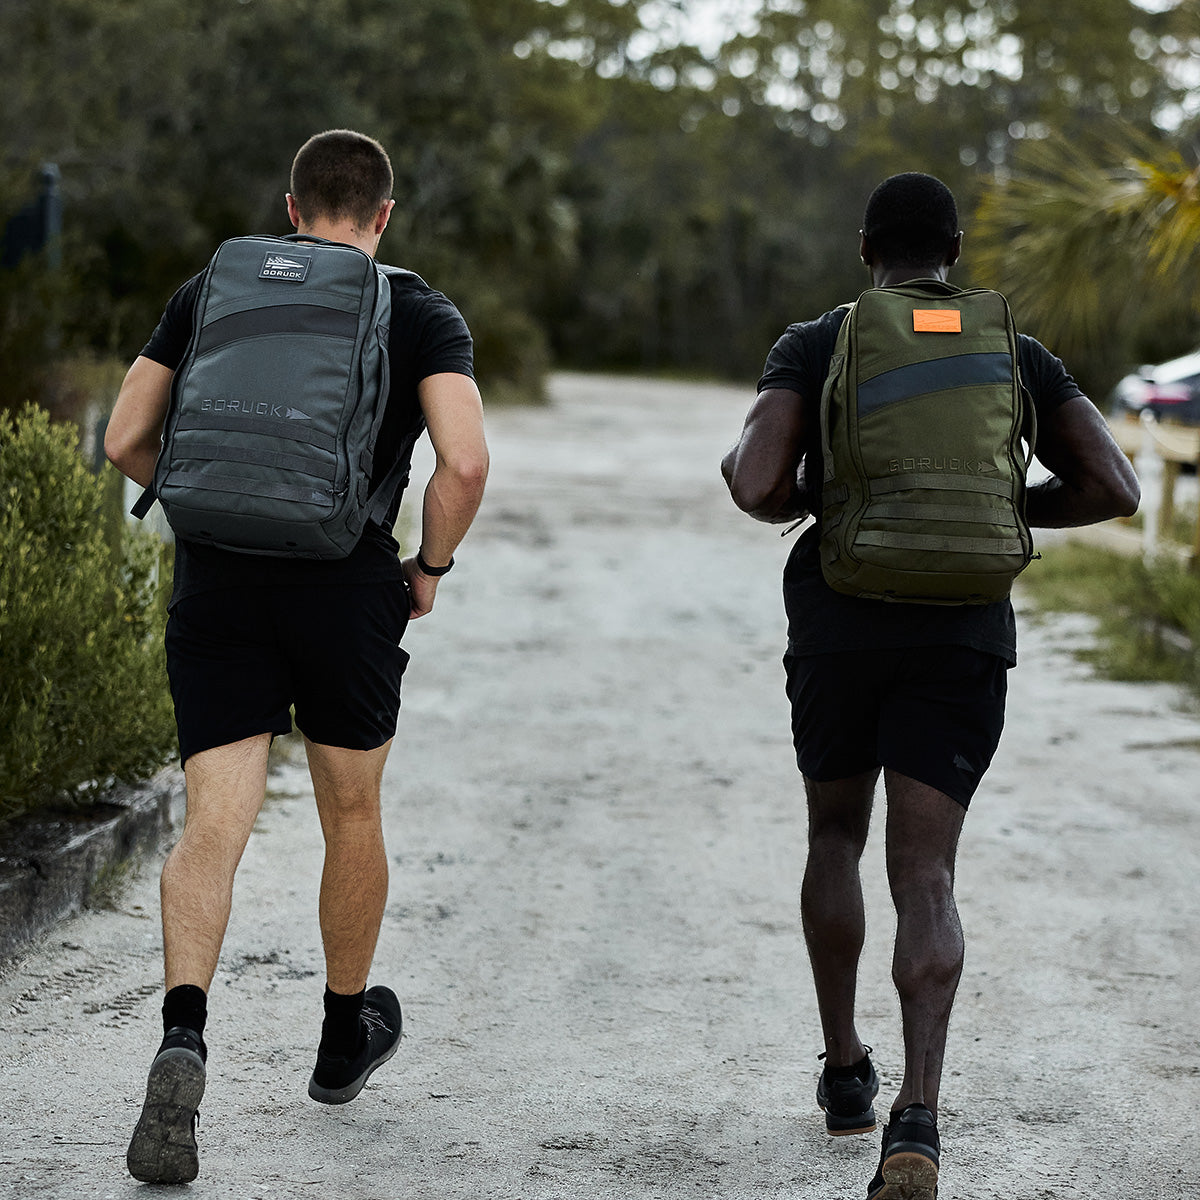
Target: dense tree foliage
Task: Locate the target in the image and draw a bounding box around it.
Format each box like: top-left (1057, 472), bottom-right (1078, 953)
top-left (1, 0), bottom-right (1197, 406)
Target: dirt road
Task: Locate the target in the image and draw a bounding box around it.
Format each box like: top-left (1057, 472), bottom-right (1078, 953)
top-left (2, 373), bottom-right (1198, 1199)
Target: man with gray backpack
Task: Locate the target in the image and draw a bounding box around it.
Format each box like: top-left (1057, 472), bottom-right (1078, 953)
top-left (722, 173), bottom-right (1138, 1199)
top-left (105, 129), bottom-right (488, 1184)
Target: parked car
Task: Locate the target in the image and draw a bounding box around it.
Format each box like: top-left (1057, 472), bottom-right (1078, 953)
top-left (1110, 347), bottom-right (1200, 425)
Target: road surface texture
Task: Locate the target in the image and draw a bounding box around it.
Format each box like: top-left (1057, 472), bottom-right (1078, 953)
top-left (2, 373), bottom-right (1198, 1199)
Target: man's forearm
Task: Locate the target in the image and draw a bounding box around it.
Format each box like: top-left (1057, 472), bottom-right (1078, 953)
top-left (1025, 474), bottom-right (1139, 528)
top-left (110, 443), bottom-right (159, 489)
top-left (105, 357), bottom-right (173, 486)
top-left (417, 459), bottom-right (488, 566)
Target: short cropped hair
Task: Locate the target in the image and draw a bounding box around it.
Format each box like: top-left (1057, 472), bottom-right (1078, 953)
top-left (290, 130), bottom-right (394, 231)
top-left (862, 173), bottom-right (959, 268)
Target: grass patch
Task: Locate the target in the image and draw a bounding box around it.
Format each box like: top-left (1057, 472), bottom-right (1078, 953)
top-left (1020, 542), bottom-right (1200, 693)
top-left (1123, 499), bottom-right (1198, 547)
top-left (86, 854), bottom-right (140, 911)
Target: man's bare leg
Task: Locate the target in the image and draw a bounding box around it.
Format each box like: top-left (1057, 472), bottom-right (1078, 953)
top-left (305, 737), bottom-right (393, 993)
top-left (801, 769), bottom-right (878, 1067)
top-left (883, 769), bottom-right (967, 1117)
top-left (129, 733), bottom-right (271, 1184)
top-left (304, 737), bottom-right (403, 1105)
top-left (162, 734), bottom-right (273, 990)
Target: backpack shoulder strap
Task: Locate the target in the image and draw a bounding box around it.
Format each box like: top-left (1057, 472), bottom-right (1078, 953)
top-left (131, 485), bottom-right (156, 520)
top-left (376, 262), bottom-right (428, 289)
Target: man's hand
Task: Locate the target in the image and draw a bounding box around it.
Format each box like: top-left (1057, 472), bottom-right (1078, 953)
top-left (400, 556), bottom-right (440, 619)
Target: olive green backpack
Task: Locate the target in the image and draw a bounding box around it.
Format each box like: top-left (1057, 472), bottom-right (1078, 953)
top-left (818, 279), bottom-right (1035, 604)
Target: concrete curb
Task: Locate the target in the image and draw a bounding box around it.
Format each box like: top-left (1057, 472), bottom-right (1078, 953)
top-left (0, 767), bottom-right (184, 960)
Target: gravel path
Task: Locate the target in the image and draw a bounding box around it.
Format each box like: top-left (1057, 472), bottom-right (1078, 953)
top-left (2, 372), bottom-right (1197, 1199)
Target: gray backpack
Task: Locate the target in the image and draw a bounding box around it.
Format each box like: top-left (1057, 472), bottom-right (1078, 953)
top-left (136, 234), bottom-right (415, 558)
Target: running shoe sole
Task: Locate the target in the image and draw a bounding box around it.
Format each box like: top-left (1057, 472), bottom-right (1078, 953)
top-left (820, 1101), bottom-right (877, 1136)
top-left (307, 1035), bottom-right (401, 1104)
top-left (126, 1046), bottom-right (206, 1184)
top-left (869, 1150), bottom-right (939, 1199)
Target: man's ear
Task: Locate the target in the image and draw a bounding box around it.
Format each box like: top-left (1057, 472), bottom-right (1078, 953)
top-left (374, 199), bottom-right (395, 238)
top-left (859, 232), bottom-right (874, 265)
top-left (946, 232), bottom-right (963, 267)
top-left (286, 194), bottom-right (302, 230)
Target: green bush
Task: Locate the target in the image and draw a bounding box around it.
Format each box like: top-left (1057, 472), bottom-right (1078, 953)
top-left (1021, 542), bottom-right (1200, 693)
top-left (0, 404), bottom-right (175, 822)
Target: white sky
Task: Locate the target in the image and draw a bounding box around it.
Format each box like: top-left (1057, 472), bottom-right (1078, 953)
top-left (634, 0), bottom-right (760, 58)
top-left (640, 0), bottom-right (1191, 53)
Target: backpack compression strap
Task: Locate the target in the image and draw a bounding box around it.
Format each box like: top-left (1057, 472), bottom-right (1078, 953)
top-left (131, 485), bottom-right (156, 520)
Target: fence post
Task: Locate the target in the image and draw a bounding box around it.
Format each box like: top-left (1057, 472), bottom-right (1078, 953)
top-left (1192, 443), bottom-right (1200, 572)
top-left (1137, 411), bottom-right (1161, 563)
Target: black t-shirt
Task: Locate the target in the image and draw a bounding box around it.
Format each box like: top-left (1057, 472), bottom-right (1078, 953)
top-left (758, 305), bottom-right (1086, 665)
top-left (140, 263), bottom-right (475, 605)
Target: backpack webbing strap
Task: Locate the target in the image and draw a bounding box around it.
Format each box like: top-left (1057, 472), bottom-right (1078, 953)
top-left (868, 499), bottom-right (1020, 526)
top-left (165, 469), bottom-right (332, 504)
top-left (364, 422), bottom-right (426, 528)
top-left (173, 413), bottom-right (339, 454)
top-left (180, 442), bottom-right (336, 480)
top-left (871, 473), bottom-right (1013, 499)
top-left (131, 486), bottom-right (156, 520)
top-left (857, 530), bottom-right (1027, 555)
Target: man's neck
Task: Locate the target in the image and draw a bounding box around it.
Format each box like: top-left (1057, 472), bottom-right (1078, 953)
top-left (293, 221), bottom-right (379, 258)
top-left (871, 264), bottom-right (951, 288)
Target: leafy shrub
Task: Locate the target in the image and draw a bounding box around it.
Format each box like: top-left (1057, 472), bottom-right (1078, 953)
top-left (0, 404), bottom-right (175, 822)
top-left (1021, 541), bottom-right (1200, 693)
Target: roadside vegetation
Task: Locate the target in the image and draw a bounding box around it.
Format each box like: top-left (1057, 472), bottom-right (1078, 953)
top-left (0, 406), bottom-right (176, 824)
top-left (1020, 537), bottom-right (1200, 696)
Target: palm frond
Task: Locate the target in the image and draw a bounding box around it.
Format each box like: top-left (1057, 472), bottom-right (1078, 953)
top-left (973, 126), bottom-right (1200, 367)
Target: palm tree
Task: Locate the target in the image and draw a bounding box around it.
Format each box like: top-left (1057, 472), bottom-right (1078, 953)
top-left (972, 126), bottom-right (1200, 396)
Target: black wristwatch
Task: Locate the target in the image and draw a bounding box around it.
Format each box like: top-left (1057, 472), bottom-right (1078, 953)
top-left (416, 549), bottom-right (454, 577)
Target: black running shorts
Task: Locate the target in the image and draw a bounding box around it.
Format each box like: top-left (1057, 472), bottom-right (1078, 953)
top-left (783, 645), bottom-right (1008, 809)
top-left (165, 579), bottom-right (411, 764)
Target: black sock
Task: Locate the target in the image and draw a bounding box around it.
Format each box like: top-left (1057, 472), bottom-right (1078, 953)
top-left (320, 986), bottom-right (365, 1058)
top-left (161, 984), bottom-right (208, 1061)
top-left (163, 984), bottom-right (207, 1038)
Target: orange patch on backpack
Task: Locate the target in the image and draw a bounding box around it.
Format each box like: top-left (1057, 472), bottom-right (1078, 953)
top-left (913, 309), bottom-right (962, 333)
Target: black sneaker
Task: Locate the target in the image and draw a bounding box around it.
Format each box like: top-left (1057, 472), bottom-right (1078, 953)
top-left (866, 1104), bottom-right (940, 1200)
top-left (126, 1027), bottom-right (207, 1184)
top-left (816, 1049), bottom-right (879, 1135)
top-left (308, 985), bottom-right (402, 1104)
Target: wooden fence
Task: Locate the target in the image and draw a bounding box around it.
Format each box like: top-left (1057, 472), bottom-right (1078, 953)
top-left (1107, 413), bottom-right (1200, 569)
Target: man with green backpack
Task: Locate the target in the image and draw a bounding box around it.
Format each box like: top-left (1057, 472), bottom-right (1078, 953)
top-left (722, 173), bottom-right (1138, 1199)
top-left (105, 129), bottom-right (488, 1184)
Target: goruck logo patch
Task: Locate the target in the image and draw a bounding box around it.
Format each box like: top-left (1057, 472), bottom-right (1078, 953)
top-left (260, 253), bottom-right (311, 282)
